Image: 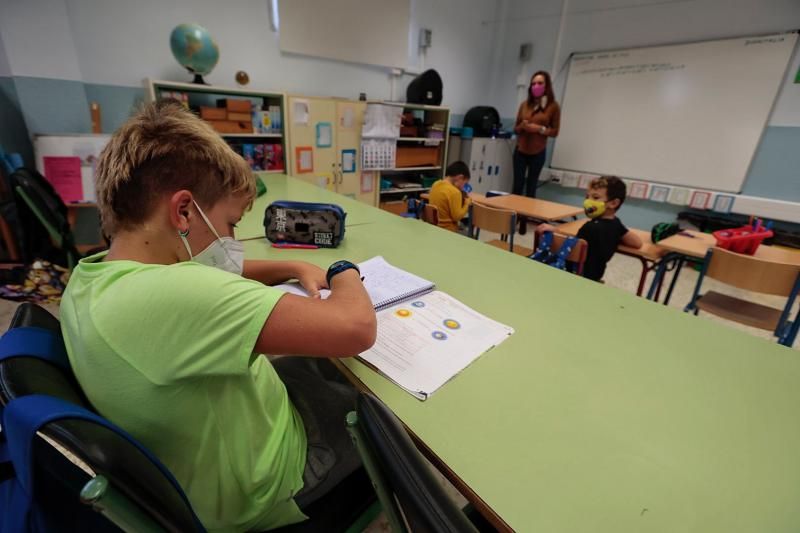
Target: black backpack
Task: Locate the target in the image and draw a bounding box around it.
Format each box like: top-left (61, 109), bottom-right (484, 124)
top-left (7, 168), bottom-right (78, 268)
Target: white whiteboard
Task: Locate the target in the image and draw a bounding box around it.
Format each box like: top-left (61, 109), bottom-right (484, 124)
top-left (279, 0), bottom-right (410, 69)
top-left (551, 32), bottom-right (798, 193)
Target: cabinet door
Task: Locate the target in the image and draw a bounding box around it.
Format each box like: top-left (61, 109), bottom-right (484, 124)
top-left (335, 101), bottom-right (376, 205)
top-left (286, 96), bottom-right (337, 190)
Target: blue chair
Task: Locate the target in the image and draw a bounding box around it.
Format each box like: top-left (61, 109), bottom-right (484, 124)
top-left (1, 304), bottom-right (377, 532)
top-left (0, 303), bottom-right (205, 532)
top-left (684, 248), bottom-right (800, 347)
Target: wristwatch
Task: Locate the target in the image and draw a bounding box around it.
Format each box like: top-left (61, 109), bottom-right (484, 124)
top-left (540, 125), bottom-right (547, 134)
top-left (326, 260), bottom-right (361, 286)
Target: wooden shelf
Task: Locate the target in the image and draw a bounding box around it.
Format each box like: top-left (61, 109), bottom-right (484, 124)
top-left (380, 187), bottom-right (431, 194)
top-left (397, 137), bottom-right (444, 143)
top-left (148, 79), bottom-right (283, 99)
top-left (220, 133), bottom-right (283, 138)
top-left (381, 166), bottom-right (442, 172)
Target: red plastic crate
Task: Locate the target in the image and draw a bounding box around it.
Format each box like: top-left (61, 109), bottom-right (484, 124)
top-left (713, 225), bottom-right (773, 255)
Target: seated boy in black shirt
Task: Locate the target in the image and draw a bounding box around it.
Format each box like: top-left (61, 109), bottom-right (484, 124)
top-left (537, 176), bottom-right (642, 281)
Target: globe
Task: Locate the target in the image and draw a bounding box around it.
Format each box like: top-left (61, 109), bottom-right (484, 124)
top-left (169, 23), bottom-right (219, 84)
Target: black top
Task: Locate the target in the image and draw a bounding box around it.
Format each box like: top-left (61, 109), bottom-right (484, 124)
top-left (577, 217), bottom-right (629, 281)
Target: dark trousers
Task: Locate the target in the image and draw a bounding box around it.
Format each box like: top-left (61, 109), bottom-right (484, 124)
top-left (512, 149), bottom-right (546, 198)
top-left (272, 357), bottom-right (363, 510)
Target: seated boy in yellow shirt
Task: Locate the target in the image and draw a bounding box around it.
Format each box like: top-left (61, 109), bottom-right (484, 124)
top-left (428, 161), bottom-right (471, 231)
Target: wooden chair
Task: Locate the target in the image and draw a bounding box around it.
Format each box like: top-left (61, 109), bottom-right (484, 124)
top-left (684, 247), bottom-right (800, 347)
top-left (420, 203), bottom-right (439, 226)
top-left (469, 203), bottom-right (532, 256)
top-left (533, 231), bottom-right (589, 276)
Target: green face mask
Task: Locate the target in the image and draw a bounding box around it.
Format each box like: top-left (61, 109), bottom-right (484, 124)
top-left (583, 198), bottom-right (606, 218)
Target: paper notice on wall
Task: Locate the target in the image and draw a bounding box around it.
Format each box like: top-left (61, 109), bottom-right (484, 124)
top-left (342, 107), bottom-right (355, 129)
top-left (689, 190), bottom-right (712, 209)
top-left (361, 171), bottom-right (374, 193)
top-left (293, 99), bottom-right (310, 125)
top-left (43, 156), bottom-right (83, 202)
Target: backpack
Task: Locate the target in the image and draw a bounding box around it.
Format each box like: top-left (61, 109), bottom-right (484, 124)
top-left (7, 168), bottom-right (76, 267)
top-left (651, 222), bottom-right (680, 244)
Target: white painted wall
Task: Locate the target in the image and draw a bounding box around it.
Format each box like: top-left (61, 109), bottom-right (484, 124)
top-left (0, 0), bottom-right (500, 115)
top-left (492, 0), bottom-right (800, 121)
top-left (0, 0), bottom-right (83, 80)
top-left (0, 30), bottom-right (11, 77)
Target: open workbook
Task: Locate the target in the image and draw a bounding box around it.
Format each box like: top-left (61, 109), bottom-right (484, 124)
top-left (276, 256), bottom-right (514, 400)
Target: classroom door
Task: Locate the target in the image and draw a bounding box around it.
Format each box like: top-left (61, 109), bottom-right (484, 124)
top-left (286, 96), bottom-right (337, 191)
top-left (334, 101), bottom-right (375, 205)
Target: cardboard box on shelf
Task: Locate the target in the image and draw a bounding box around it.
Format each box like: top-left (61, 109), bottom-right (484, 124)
top-left (227, 111), bottom-right (251, 122)
top-left (207, 120), bottom-right (253, 134)
top-left (200, 106), bottom-right (227, 120)
top-left (395, 146), bottom-right (440, 168)
top-left (217, 98), bottom-right (252, 113)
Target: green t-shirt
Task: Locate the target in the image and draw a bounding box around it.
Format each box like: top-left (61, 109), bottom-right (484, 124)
top-left (60, 252), bottom-right (308, 532)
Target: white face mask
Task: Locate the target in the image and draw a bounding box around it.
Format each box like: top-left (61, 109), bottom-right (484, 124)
top-left (179, 200), bottom-right (245, 275)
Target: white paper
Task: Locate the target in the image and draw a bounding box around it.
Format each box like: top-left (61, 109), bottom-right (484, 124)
top-left (667, 187), bottom-right (690, 205)
top-left (342, 107), bottom-right (355, 129)
top-left (299, 149), bottom-right (313, 172)
top-left (359, 291), bottom-right (514, 400)
top-left (293, 99), bottom-right (310, 125)
top-left (317, 123), bottom-right (332, 147)
top-left (361, 103), bottom-right (402, 139)
top-left (342, 151), bottom-right (356, 173)
top-left (689, 191), bottom-right (711, 209)
top-left (649, 185), bottom-right (670, 203)
top-left (628, 182), bottom-right (649, 200)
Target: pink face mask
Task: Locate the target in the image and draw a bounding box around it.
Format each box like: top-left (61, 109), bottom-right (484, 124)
top-left (531, 84), bottom-right (546, 98)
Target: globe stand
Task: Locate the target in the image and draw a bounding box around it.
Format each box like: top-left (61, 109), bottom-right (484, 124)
top-left (190, 72), bottom-right (208, 85)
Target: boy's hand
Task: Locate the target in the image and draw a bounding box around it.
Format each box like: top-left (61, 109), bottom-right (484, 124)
top-left (536, 223), bottom-right (555, 235)
top-left (294, 262), bottom-right (328, 298)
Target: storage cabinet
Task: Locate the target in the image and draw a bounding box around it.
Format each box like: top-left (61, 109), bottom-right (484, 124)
top-left (286, 96), bottom-right (376, 206)
top-left (460, 138), bottom-right (515, 195)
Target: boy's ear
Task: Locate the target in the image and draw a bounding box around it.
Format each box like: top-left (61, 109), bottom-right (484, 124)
top-left (607, 198), bottom-right (622, 210)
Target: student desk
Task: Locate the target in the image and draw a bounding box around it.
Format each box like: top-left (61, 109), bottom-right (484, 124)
top-left (645, 233), bottom-right (800, 305)
top-left (556, 218), bottom-right (667, 296)
top-left (242, 175), bottom-right (800, 532)
top-left (479, 194), bottom-right (584, 223)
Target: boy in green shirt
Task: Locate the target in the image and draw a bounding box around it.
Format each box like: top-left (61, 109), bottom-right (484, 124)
top-left (60, 102), bottom-right (377, 531)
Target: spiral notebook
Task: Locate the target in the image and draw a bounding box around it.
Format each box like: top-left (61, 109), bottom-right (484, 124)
top-left (275, 257), bottom-right (513, 400)
top-left (275, 256), bottom-right (435, 310)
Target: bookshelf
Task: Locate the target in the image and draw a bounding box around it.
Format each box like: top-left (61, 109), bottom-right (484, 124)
top-left (145, 79), bottom-right (287, 174)
top-left (362, 101), bottom-right (450, 213)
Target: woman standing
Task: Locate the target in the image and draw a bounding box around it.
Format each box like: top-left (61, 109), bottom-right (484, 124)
top-left (513, 71), bottom-right (560, 198)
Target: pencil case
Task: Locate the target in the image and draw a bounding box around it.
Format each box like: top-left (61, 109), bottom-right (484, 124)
top-left (263, 201), bottom-right (346, 248)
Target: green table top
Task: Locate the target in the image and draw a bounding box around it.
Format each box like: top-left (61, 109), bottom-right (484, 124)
top-left (244, 175), bottom-right (800, 532)
top-left (237, 173), bottom-right (390, 240)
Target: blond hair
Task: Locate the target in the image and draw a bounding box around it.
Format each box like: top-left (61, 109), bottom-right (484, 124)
top-left (95, 101), bottom-right (255, 235)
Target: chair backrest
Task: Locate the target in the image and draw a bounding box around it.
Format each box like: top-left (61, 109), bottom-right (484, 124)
top-left (471, 203), bottom-right (515, 236)
top-left (0, 303), bottom-right (204, 532)
top-left (421, 203), bottom-right (440, 226)
top-left (0, 303), bottom-right (91, 409)
top-left (534, 232), bottom-right (589, 271)
top-left (705, 247), bottom-right (800, 296)
top-left (349, 392), bottom-right (479, 533)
